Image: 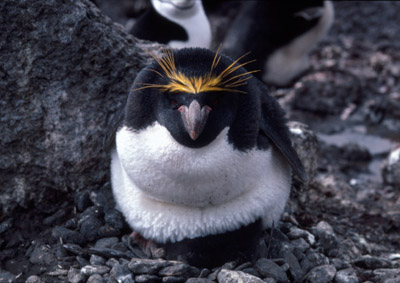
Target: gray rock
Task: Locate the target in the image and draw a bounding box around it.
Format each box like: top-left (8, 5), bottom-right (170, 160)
top-left (306, 252), bottom-right (330, 268)
top-left (52, 226), bottom-right (86, 245)
top-left (29, 244), bottom-right (57, 265)
top-left (104, 208), bottom-right (125, 230)
top-left (0, 0), bottom-right (158, 218)
top-left (288, 121), bottom-right (319, 183)
top-left (262, 279), bottom-right (277, 283)
top-left (369, 268), bottom-right (400, 282)
top-left (186, 278), bottom-right (214, 283)
top-left (291, 238), bottom-right (310, 258)
top-left (217, 269), bottom-right (264, 283)
top-left (80, 215), bottom-right (103, 242)
top-left (241, 268), bottom-right (260, 278)
top-left (128, 258), bottom-right (173, 275)
top-left (330, 258), bottom-right (351, 271)
top-left (382, 147), bottom-right (400, 188)
top-left (135, 274), bottom-right (161, 283)
top-left (353, 256), bottom-right (392, 269)
top-left (312, 221), bottom-right (339, 252)
top-left (162, 276), bottom-right (185, 283)
top-left (90, 254), bottom-right (106, 266)
top-left (95, 237), bottom-right (120, 249)
top-left (279, 248), bottom-right (305, 282)
top-left (75, 190), bottom-right (93, 212)
top-left (255, 258), bottom-right (289, 283)
top-left (81, 265), bottom-right (111, 276)
top-left (68, 267), bottom-right (86, 283)
top-left (159, 263), bottom-right (200, 278)
top-left (87, 274), bottom-right (106, 283)
top-left (76, 256), bottom-right (90, 268)
top-left (198, 269), bottom-right (211, 278)
top-left (305, 264), bottom-right (336, 283)
top-left (334, 268), bottom-right (359, 283)
top-left (110, 262), bottom-right (132, 282)
top-left (26, 275), bottom-right (45, 283)
top-left (106, 258), bottom-right (120, 268)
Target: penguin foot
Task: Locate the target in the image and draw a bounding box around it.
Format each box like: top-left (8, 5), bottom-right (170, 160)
top-left (130, 231), bottom-right (165, 258)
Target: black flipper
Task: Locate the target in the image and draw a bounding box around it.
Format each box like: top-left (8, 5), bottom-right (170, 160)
top-left (249, 78), bottom-right (308, 182)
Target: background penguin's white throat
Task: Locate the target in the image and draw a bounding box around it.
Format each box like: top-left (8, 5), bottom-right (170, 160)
top-left (111, 123), bottom-right (292, 243)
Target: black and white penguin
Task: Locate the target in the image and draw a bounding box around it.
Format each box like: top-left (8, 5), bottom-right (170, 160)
top-left (111, 48), bottom-right (306, 267)
top-left (130, 0), bottom-right (211, 49)
top-left (221, 1), bottom-right (334, 86)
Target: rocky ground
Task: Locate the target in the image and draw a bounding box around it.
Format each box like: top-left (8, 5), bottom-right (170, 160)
top-left (1, 1), bottom-right (400, 283)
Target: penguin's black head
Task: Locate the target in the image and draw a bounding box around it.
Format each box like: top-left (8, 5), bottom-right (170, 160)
top-left (125, 48), bottom-right (257, 148)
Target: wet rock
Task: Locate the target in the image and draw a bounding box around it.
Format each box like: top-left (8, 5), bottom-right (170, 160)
top-left (291, 238), bottom-right (310, 258)
top-left (76, 255), bottom-right (90, 267)
top-left (104, 208), bottom-right (125, 230)
top-left (311, 221), bottom-right (339, 252)
top-left (26, 275), bottom-right (45, 283)
top-left (263, 279), bottom-right (277, 283)
top-left (217, 269), bottom-right (264, 283)
top-left (52, 226), bottom-right (86, 245)
top-left (330, 258), bottom-right (351, 270)
top-left (0, 219), bottom-right (12, 234)
top-left (288, 121), bottom-right (319, 182)
top-left (135, 274), bottom-right (161, 283)
top-left (128, 258), bottom-right (173, 275)
top-left (0, 270), bottom-right (16, 283)
top-left (255, 258), bottom-right (289, 283)
top-left (353, 256), bottom-right (392, 269)
top-left (306, 252), bottom-right (330, 268)
top-left (279, 248), bottom-right (304, 282)
top-left (87, 274), bottom-right (105, 283)
top-left (43, 209), bottom-right (67, 226)
top-left (98, 224), bottom-right (122, 238)
top-left (63, 244), bottom-right (86, 256)
top-left (29, 244), bottom-right (57, 265)
top-left (68, 267), bottom-right (86, 283)
top-left (367, 268), bottom-right (400, 282)
top-left (382, 147), bottom-right (400, 188)
top-left (305, 264), bottom-right (336, 283)
top-left (241, 268), bottom-right (260, 278)
top-left (334, 268), bottom-right (359, 283)
top-left (80, 215), bottom-right (103, 242)
top-left (159, 263), bottom-right (200, 278)
top-left (81, 265), bottom-right (111, 276)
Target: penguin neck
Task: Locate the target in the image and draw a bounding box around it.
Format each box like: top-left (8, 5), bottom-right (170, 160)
top-left (160, 5), bottom-right (211, 48)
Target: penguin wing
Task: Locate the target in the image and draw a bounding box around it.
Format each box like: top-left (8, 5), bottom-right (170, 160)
top-left (103, 109), bottom-right (124, 152)
top-left (250, 78), bottom-right (308, 182)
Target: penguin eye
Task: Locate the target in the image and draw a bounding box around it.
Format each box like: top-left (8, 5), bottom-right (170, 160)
top-left (171, 100), bottom-right (177, 107)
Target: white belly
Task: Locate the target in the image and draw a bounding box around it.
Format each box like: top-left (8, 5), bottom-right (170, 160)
top-left (111, 123), bottom-right (291, 243)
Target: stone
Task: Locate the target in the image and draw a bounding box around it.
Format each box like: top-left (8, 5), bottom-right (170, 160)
top-left (52, 226), bottom-right (86, 245)
top-left (368, 268), bottom-right (400, 282)
top-left (217, 269), bottom-right (264, 283)
top-left (334, 268), bottom-right (359, 283)
top-left (68, 267), bottom-right (86, 283)
top-left (279, 248), bottom-right (304, 282)
top-left (288, 121), bottom-right (319, 183)
top-left (186, 278), bottom-right (214, 283)
top-left (330, 258), bottom-right (351, 271)
top-left (110, 263), bottom-right (133, 282)
top-left (162, 276), bottom-right (185, 283)
top-left (382, 147), bottom-right (400, 188)
top-left (135, 274), bottom-right (161, 283)
top-left (305, 265), bottom-right (336, 283)
top-left (159, 263), bottom-right (200, 278)
top-left (87, 274), bottom-right (105, 283)
top-left (353, 256), bottom-right (392, 269)
top-left (128, 258), bottom-right (173, 275)
top-left (311, 221), bottom-right (339, 252)
top-left (104, 208), bottom-right (125, 230)
top-left (90, 254), bottom-right (106, 265)
top-left (255, 258), bottom-right (289, 283)
top-left (0, 0), bottom-right (157, 218)
top-left (29, 244), bottom-right (57, 266)
top-left (79, 215), bottom-right (103, 242)
top-left (306, 252), bottom-right (330, 268)
top-left (25, 275), bottom-right (45, 283)
top-left (81, 265), bottom-right (111, 276)
top-left (263, 279), bottom-right (277, 283)
top-left (75, 190), bottom-right (93, 212)
top-left (95, 237), bottom-right (120, 249)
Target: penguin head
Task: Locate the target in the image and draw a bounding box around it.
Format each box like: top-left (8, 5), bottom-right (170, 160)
top-left (151, 0), bottom-right (199, 20)
top-left (125, 48), bottom-right (257, 148)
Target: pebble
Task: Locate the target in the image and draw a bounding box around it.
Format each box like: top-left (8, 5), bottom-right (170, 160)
top-left (186, 278), bottom-right (214, 283)
top-left (255, 258), bottom-right (289, 283)
top-left (305, 264), bottom-right (336, 283)
top-left (80, 215), bottom-right (103, 242)
top-left (368, 268), bottom-right (400, 282)
top-left (311, 221), bottom-right (339, 252)
top-left (330, 258), bottom-right (351, 270)
top-left (75, 190), bottom-right (93, 212)
top-left (279, 248), bottom-right (304, 282)
top-left (68, 267), bottom-right (86, 283)
top-left (263, 279), bottom-right (277, 283)
top-left (81, 265), bottom-right (111, 276)
top-left (104, 208), bottom-right (125, 230)
top-left (334, 268), bottom-right (359, 283)
top-left (128, 258), bottom-right (173, 275)
top-left (162, 276), bottom-right (185, 283)
top-left (90, 254), bottom-right (106, 265)
top-left (29, 244), bottom-right (57, 266)
top-left (87, 273), bottom-right (105, 283)
top-left (25, 275), bottom-right (44, 283)
top-left (110, 262), bottom-right (132, 282)
top-left (135, 274), bottom-right (161, 283)
top-left (52, 226), bottom-right (86, 245)
top-left (353, 256), bottom-right (392, 269)
top-left (95, 237), bottom-right (120, 249)
top-left (217, 269), bottom-right (265, 283)
top-left (306, 252), bottom-right (330, 268)
top-left (159, 263), bottom-right (200, 278)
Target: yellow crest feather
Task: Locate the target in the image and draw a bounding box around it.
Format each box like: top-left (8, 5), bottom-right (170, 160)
top-left (134, 47), bottom-right (258, 94)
